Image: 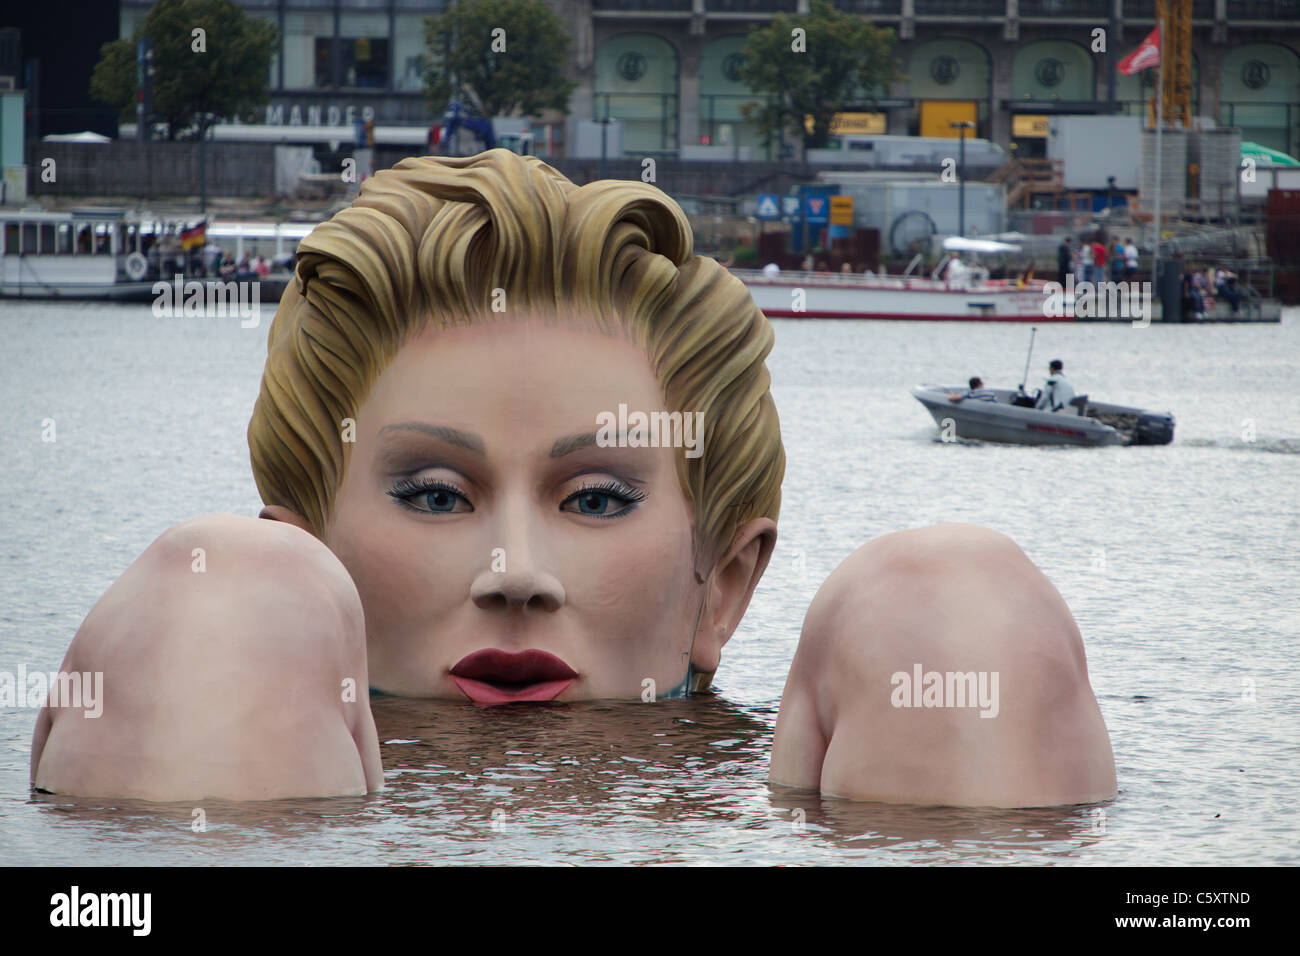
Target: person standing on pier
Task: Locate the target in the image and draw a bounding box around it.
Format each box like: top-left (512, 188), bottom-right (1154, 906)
top-left (1057, 237), bottom-right (1072, 287)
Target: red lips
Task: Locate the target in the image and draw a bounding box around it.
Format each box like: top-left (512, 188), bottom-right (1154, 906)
top-left (450, 649), bottom-right (578, 705)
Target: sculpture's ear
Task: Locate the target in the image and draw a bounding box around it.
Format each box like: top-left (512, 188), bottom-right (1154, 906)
top-left (259, 505), bottom-right (314, 534)
top-left (690, 517), bottom-right (777, 676)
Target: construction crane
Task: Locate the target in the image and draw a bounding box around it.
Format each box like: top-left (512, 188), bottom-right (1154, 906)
top-left (1151, 0), bottom-right (1193, 128)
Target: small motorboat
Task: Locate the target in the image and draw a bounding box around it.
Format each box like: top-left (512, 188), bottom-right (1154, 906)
top-left (911, 385), bottom-right (1175, 446)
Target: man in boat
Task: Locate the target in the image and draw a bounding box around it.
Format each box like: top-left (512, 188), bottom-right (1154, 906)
top-left (945, 253), bottom-right (972, 287)
top-left (1036, 360), bottom-right (1076, 413)
top-left (949, 377), bottom-right (998, 403)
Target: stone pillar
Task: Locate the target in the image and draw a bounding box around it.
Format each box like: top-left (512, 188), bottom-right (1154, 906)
top-left (990, 37), bottom-right (1013, 150)
top-left (888, 58), bottom-right (911, 136)
top-left (565, 5), bottom-right (596, 159)
top-left (679, 27), bottom-right (702, 153)
top-left (1201, 43), bottom-right (1222, 126)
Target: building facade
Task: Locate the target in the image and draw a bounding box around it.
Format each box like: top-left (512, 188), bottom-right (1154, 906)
top-left (118, 0), bottom-right (1300, 158)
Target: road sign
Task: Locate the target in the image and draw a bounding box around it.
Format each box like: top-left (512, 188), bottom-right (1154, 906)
top-left (756, 193), bottom-right (780, 220)
top-left (830, 195), bottom-right (854, 226)
top-left (806, 195), bottom-right (829, 224)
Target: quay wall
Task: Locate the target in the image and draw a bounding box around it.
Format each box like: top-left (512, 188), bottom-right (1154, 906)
top-left (26, 142), bottom-right (280, 199)
top-left (25, 141), bottom-right (821, 201)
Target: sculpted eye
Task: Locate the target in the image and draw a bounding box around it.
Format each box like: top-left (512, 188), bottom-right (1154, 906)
top-left (560, 480), bottom-right (646, 520)
top-left (387, 478), bottom-right (473, 514)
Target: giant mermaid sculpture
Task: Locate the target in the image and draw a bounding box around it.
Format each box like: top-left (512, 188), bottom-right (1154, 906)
top-left (32, 150), bottom-right (1116, 808)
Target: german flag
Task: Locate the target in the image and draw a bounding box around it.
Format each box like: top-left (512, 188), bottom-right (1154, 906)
top-left (181, 220), bottom-right (207, 250)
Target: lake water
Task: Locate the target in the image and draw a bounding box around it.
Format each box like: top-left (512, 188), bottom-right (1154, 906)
top-left (1, 301), bottom-right (1297, 865)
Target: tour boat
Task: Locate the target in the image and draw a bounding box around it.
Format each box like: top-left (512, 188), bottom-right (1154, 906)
top-left (911, 385), bottom-right (1176, 446)
top-left (736, 268), bottom-right (1061, 321)
top-left (0, 208), bottom-right (306, 301)
top-left (734, 237), bottom-right (1061, 322)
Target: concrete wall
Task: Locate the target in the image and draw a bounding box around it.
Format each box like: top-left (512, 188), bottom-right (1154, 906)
top-left (374, 146), bottom-right (817, 198)
top-left (24, 139), bottom-right (818, 202)
top-left (539, 156), bottom-right (812, 200)
top-left (26, 142), bottom-right (278, 198)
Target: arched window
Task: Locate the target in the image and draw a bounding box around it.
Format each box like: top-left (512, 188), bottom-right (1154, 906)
top-left (1011, 40), bottom-right (1096, 103)
top-left (1219, 43), bottom-right (1299, 157)
top-left (594, 34), bottom-right (680, 154)
top-left (906, 38), bottom-right (992, 138)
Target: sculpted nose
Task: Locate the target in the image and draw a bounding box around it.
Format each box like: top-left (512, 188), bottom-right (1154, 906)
top-left (470, 566), bottom-right (565, 612)
top-left (469, 493), bottom-right (565, 612)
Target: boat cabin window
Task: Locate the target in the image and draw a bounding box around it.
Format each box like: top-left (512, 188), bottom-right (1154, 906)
top-left (3, 223), bottom-right (16, 255)
top-left (22, 223), bottom-right (37, 253)
top-left (57, 223), bottom-right (73, 254)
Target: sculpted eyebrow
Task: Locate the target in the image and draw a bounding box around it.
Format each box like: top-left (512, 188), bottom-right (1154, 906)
top-left (377, 423), bottom-right (485, 456)
top-left (550, 432), bottom-right (599, 458)
top-left (551, 431), bottom-right (654, 458)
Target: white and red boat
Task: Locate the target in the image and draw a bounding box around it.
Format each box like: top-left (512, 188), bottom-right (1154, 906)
top-left (736, 235), bottom-right (1065, 322)
top-left (735, 268), bottom-right (1059, 322)
top-left (0, 208), bottom-right (303, 300)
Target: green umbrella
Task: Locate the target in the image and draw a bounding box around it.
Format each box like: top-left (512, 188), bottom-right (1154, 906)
top-left (1241, 141), bottom-right (1300, 167)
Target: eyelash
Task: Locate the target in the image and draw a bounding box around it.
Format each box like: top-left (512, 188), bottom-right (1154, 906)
top-left (561, 480), bottom-right (648, 520)
top-left (387, 477), bottom-right (469, 514)
top-left (385, 477), bottom-right (647, 518)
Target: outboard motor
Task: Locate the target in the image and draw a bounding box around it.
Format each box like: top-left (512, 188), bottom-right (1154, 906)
top-left (1011, 387), bottom-right (1039, 409)
top-left (1133, 412), bottom-right (1175, 445)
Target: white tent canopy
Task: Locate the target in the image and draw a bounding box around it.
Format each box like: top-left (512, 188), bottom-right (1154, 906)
top-left (41, 132), bottom-right (112, 143)
top-left (942, 236), bottom-right (1023, 254)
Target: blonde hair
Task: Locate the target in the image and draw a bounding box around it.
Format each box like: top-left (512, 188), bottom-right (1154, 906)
top-left (248, 148), bottom-right (783, 569)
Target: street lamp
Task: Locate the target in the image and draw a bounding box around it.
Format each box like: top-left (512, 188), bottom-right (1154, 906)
top-left (198, 111), bottom-right (213, 214)
top-left (950, 120), bottom-right (975, 238)
top-left (598, 113), bottom-right (611, 180)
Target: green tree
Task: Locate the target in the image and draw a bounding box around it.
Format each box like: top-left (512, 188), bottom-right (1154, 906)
top-left (423, 0), bottom-right (575, 119)
top-left (738, 0), bottom-right (899, 152)
top-left (90, 0), bottom-right (277, 141)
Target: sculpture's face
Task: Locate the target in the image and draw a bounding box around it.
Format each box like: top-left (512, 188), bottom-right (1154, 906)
top-left (322, 317), bottom-right (708, 702)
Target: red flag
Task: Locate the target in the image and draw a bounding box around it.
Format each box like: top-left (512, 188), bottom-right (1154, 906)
top-left (1118, 26), bottom-right (1160, 76)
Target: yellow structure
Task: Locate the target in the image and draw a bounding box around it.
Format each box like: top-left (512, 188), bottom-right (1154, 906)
top-left (802, 112), bottom-right (888, 136)
top-left (829, 196), bottom-right (854, 225)
top-left (920, 100), bottom-right (977, 138)
top-left (1153, 0), bottom-right (1193, 128)
top-left (1012, 115), bottom-right (1050, 138)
